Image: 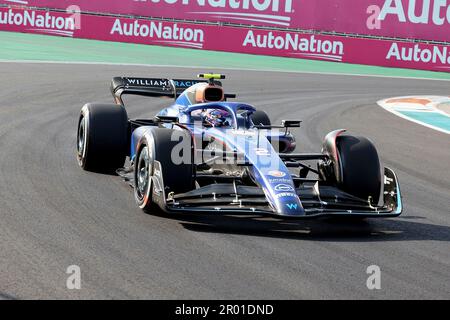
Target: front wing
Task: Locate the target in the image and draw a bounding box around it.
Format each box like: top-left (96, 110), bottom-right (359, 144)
top-left (151, 163), bottom-right (402, 219)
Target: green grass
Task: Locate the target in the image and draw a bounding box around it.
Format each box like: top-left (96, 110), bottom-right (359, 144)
top-left (1, 31), bottom-right (450, 80)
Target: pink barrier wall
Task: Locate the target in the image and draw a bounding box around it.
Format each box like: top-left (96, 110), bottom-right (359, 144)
top-left (0, 7), bottom-right (449, 73)
top-left (1, 0), bottom-right (449, 42)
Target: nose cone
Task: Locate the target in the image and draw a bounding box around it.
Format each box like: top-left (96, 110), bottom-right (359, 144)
top-left (227, 133), bottom-right (306, 216)
top-left (261, 170), bottom-right (306, 216)
top-left (275, 192), bottom-right (305, 216)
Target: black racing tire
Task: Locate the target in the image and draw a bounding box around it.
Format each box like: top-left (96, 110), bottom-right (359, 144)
top-left (251, 110), bottom-right (271, 126)
top-left (336, 135), bottom-right (382, 204)
top-left (134, 128), bottom-right (194, 212)
top-left (77, 103), bottom-right (128, 173)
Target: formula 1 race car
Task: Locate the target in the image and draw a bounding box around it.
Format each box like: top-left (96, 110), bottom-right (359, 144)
top-left (77, 73), bottom-right (402, 218)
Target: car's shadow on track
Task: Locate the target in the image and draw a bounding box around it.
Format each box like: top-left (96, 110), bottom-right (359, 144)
top-left (153, 212), bottom-right (450, 242)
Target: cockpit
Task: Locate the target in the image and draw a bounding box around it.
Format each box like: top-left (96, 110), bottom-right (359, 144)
top-left (183, 82), bottom-right (233, 128)
top-left (169, 74), bottom-right (251, 129)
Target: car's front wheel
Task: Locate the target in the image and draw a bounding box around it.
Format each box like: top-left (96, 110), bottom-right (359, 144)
top-left (336, 135), bottom-right (382, 205)
top-left (321, 132), bottom-right (382, 205)
top-left (134, 128), bottom-right (194, 212)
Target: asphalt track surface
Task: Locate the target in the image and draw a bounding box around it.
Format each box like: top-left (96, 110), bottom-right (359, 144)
top-left (0, 62), bottom-right (449, 299)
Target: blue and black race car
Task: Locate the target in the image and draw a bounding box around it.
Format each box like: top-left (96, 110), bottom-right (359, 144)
top-left (77, 74), bottom-right (402, 219)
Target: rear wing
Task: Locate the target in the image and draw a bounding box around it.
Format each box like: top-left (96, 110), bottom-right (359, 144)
top-left (111, 77), bottom-right (208, 105)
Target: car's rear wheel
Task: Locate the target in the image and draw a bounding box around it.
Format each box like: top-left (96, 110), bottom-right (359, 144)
top-left (251, 110), bottom-right (271, 126)
top-left (336, 135), bottom-right (382, 204)
top-left (77, 103), bottom-right (128, 173)
top-left (134, 129), bottom-right (194, 212)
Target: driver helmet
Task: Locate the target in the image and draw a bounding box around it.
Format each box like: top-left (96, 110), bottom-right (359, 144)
top-left (203, 109), bottom-right (232, 128)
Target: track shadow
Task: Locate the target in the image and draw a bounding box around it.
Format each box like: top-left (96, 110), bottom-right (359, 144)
top-left (153, 211), bottom-right (450, 242)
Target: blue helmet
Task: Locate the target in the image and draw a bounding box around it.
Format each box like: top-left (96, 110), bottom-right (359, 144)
top-left (204, 109), bottom-right (232, 127)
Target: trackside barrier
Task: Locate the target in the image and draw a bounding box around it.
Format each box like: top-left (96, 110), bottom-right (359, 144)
top-left (0, 0), bottom-right (449, 42)
top-left (0, 7), bottom-right (449, 73)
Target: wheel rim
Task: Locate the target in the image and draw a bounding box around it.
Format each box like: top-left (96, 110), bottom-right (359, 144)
top-left (136, 146), bottom-right (151, 200)
top-left (77, 116), bottom-right (87, 161)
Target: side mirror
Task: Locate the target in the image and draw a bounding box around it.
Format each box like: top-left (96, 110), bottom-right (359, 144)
top-left (282, 120), bottom-right (302, 128)
top-left (155, 115), bottom-right (179, 123)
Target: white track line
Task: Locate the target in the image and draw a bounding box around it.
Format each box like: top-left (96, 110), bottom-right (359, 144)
top-left (377, 97), bottom-right (450, 135)
top-left (378, 105), bottom-right (450, 135)
top-left (0, 59), bottom-right (449, 82)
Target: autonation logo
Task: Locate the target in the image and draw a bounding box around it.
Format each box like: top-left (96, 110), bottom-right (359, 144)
top-left (243, 31), bottom-right (345, 62)
top-left (378, 0), bottom-right (450, 26)
top-left (387, 42), bottom-right (450, 65)
top-left (111, 19), bottom-right (205, 49)
top-left (0, 8), bottom-right (75, 37)
top-left (142, 0), bottom-right (294, 26)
